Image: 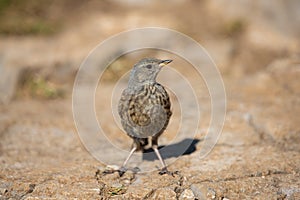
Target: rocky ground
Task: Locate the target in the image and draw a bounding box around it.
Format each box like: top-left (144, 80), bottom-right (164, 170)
top-left (0, 1), bottom-right (299, 199)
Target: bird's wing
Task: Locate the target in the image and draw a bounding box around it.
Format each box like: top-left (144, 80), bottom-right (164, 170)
top-left (118, 85), bottom-right (171, 138)
top-left (118, 88), bottom-right (151, 127)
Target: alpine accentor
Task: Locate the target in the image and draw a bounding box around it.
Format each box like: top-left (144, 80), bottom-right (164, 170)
top-left (118, 58), bottom-right (172, 175)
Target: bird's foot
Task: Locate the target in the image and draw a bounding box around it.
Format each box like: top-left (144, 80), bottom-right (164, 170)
top-left (101, 165), bottom-right (140, 177)
top-left (158, 167), bottom-right (179, 177)
top-left (118, 166), bottom-right (127, 177)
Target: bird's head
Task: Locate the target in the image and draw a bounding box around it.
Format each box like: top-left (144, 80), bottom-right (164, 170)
top-left (128, 58), bottom-right (172, 87)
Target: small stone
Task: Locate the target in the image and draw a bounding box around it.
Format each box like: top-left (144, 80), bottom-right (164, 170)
top-left (111, 182), bottom-right (123, 188)
top-left (152, 188), bottom-right (177, 199)
top-left (123, 179), bottom-right (131, 184)
top-left (222, 198), bottom-right (230, 200)
top-left (108, 182), bottom-right (126, 196)
top-left (125, 186), bottom-right (153, 199)
top-left (131, 167), bottom-right (141, 173)
top-left (207, 188), bottom-right (216, 199)
top-left (190, 184), bottom-right (207, 199)
top-left (179, 189), bottom-right (195, 200)
top-left (105, 165), bottom-right (119, 171)
top-left (0, 187), bottom-right (8, 195)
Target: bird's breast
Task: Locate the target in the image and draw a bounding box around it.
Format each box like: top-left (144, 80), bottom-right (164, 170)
top-left (118, 83), bottom-right (172, 138)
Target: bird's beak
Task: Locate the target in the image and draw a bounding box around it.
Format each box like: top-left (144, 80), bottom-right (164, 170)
top-left (159, 59), bottom-right (172, 67)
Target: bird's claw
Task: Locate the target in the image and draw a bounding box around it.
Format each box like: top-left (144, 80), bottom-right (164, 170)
top-left (102, 166), bottom-right (139, 177)
top-left (118, 166), bottom-right (127, 177)
top-left (158, 167), bottom-right (179, 177)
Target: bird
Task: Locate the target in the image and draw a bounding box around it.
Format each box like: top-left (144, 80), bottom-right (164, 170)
top-left (117, 58), bottom-right (173, 176)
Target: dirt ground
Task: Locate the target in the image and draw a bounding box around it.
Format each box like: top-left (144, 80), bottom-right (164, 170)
top-left (0, 1), bottom-right (299, 199)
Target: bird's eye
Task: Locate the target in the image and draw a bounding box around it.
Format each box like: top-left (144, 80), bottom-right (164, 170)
top-left (146, 64), bottom-right (152, 69)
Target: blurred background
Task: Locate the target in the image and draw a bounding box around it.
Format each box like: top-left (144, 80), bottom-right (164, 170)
top-left (0, 0), bottom-right (299, 101)
top-left (0, 0), bottom-right (299, 199)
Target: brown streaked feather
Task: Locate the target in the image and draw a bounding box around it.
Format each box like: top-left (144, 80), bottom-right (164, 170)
top-left (118, 83), bottom-right (172, 138)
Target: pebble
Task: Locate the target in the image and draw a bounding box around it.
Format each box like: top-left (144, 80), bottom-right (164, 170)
top-left (0, 187), bottom-right (8, 195)
top-left (207, 188), bottom-right (216, 199)
top-left (190, 184), bottom-right (207, 199)
top-left (179, 189), bottom-right (195, 200)
top-left (152, 188), bottom-right (177, 199)
top-left (105, 165), bottom-right (119, 171)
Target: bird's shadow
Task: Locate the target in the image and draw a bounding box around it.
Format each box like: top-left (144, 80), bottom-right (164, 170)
top-left (142, 138), bottom-right (200, 161)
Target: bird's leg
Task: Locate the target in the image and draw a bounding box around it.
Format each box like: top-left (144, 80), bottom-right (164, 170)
top-left (152, 137), bottom-right (178, 176)
top-left (118, 146), bottom-right (137, 176)
top-left (151, 137), bottom-right (168, 174)
top-left (152, 145), bottom-right (167, 169)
